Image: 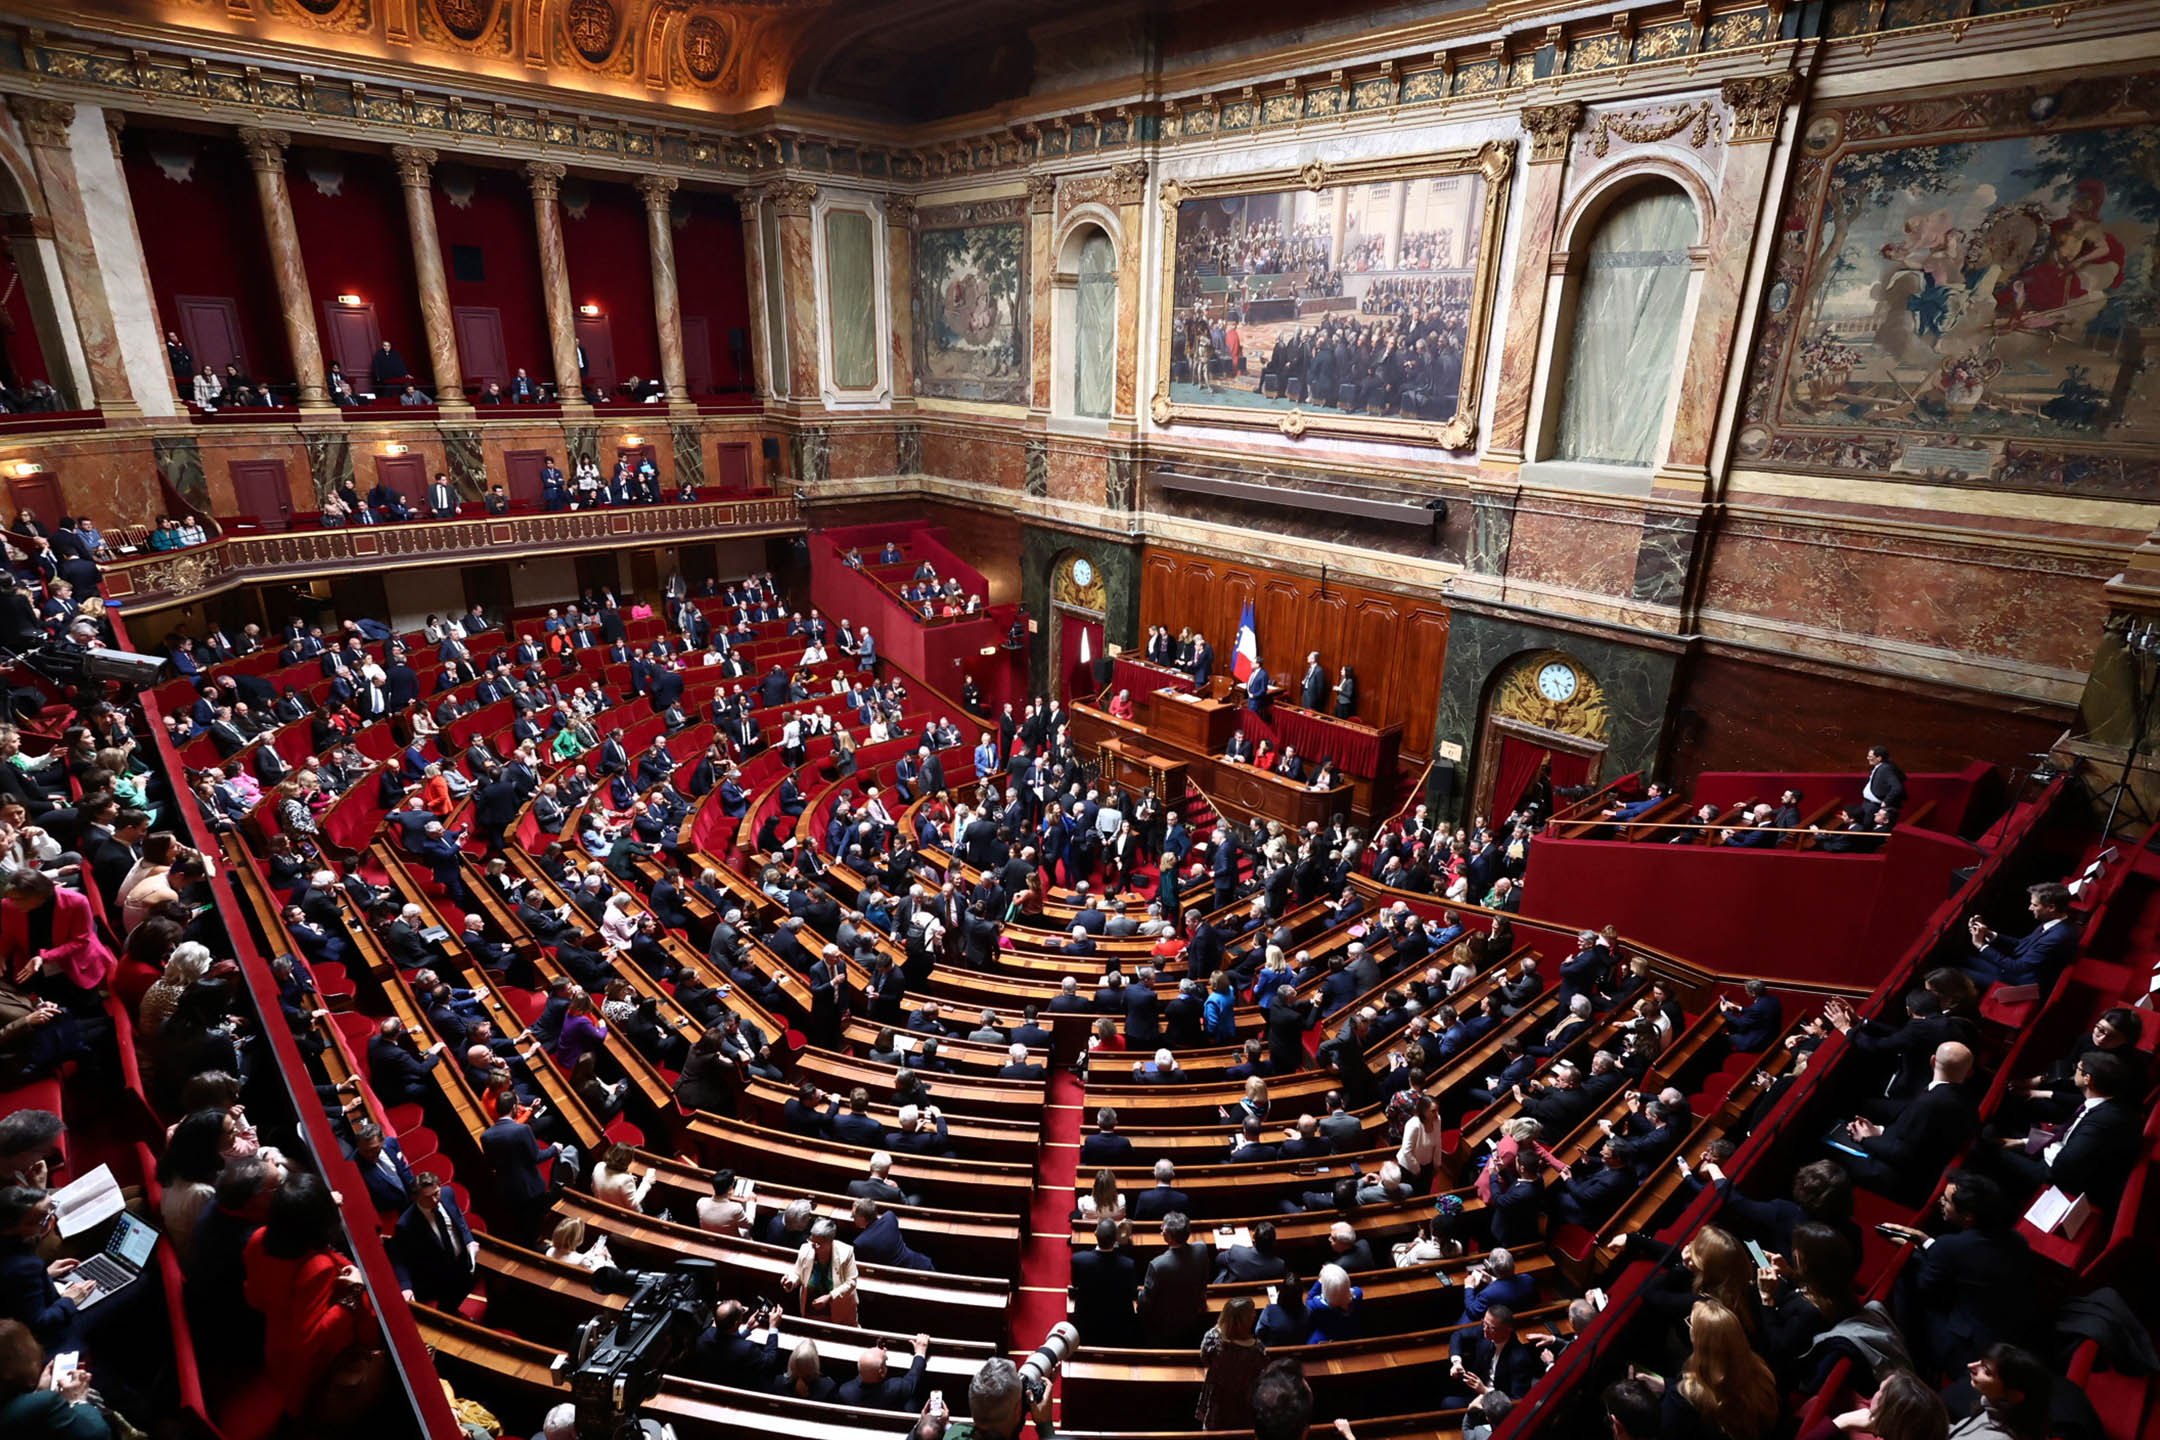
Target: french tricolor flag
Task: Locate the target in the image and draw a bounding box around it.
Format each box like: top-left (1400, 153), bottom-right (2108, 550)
top-left (1231, 601), bottom-right (1259, 683)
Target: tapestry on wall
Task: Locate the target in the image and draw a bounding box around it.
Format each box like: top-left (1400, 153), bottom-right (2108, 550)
top-left (1153, 146), bottom-right (1513, 451)
top-left (1737, 69), bottom-right (2160, 496)
top-left (911, 197), bottom-right (1029, 405)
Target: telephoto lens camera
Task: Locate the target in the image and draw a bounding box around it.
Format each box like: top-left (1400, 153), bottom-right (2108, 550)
top-left (1018, 1322), bottom-right (1079, 1406)
top-left (552, 1258), bottom-right (719, 1438)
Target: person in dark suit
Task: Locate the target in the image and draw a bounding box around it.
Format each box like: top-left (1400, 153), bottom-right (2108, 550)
top-left (482, 1114), bottom-right (570, 1245)
top-left (1124, 968), bottom-right (1161, 1048)
top-left (826, 1090), bottom-right (886, 1150)
top-left (1243, 662), bottom-right (1270, 712)
top-left (1862, 745), bottom-right (1907, 817)
top-left (1978, 1049), bottom-right (2140, 1212)
top-left (1265, 985), bottom-right (1315, 1075)
top-left (393, 1172), bottom-right (476, 1308)
top-left (835, 1335), bottom-right (928, 1411)
top-left (1832, 1041), bottom-right (1977, 1201)
top-left (997, 1043), bottom-right (1045, 1080)
top-left (1299, 653), bottom-right (1327, 710)
top-left (1079, 1108), bottom-right (1136, 1168)
top-left (1214, 1222), bottom-right (1287, 1283)
top-left (1068, 1217), bottom-right (1139, 1343)
top-left (1138, 1213), bottom-right (1212, 1347)
top-left (1552, 1147), bottom-right (1635, 1229)
top-left (1129, 1161), bottom-right (1191, 1222)
top-left (846, 1153), bottom-right (915, 1208)
top-left (1189, 636), bottom-right (1213, 686)
top-left (367, 1017), bottom-right (444, 1106)
top-left (1884, 1171), bottom-right (2037, 1377)
top-left (1442, 1306), bottom-right (1542, 1409)
top-left (1720, 979), bottom-right (1784, 1053)
top-left (1964, 882), bottom-right (2077, 989)
top-left (693, 1300), bottom-right (783, 1390)
top-left (346, 1121), bottom-right (418, 1214)
top-left (851, 1198), bottom-right (936, 1272)
top-left (1228, 1118), bottom-right (1279, 1164)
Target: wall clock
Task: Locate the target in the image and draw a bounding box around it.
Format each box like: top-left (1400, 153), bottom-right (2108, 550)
top-left (1071, 558), bottom-right (1093, 588)
top-left (1536, 661), bottom-right (1578, 703)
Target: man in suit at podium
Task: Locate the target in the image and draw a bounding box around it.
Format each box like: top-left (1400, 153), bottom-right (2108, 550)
top-left (1245, 661), bottom-right (1271, 713)
top-left (1189, 633), bottom-right (1213, 686)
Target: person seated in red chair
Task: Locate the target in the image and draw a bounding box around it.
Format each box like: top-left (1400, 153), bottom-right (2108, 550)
top-left (1253, 738), bottom-right (1276, 773)
top-left (1107, 689), bottom-right (1135, 720)
top-left (0, 869), bottom-right (115, 1015)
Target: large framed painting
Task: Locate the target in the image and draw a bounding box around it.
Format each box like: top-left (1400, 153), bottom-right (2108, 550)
top-left (1151, 144), bottom-right (1514, 450)
top-left (912, 196), bottom-right (1029, 405)
top-left (1737, 69), bottom-right (2160, 496)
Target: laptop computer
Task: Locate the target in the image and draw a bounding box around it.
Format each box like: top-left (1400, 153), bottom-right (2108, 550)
top-left (70, 1212), bottom-right (158, 1310)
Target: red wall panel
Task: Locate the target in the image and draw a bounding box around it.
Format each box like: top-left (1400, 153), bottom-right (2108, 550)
top-left (122, 130), bottom-right (290, 382)
top-left (673, 190), bottom-right (755, 395)
top-left (284, 148), bottom-right (426, 382)
top-left (433, 162), bottom-right (551, 387)
top-left (561, 178), bottom-right (658, 392)
top-left (0, 247), bottom-right (51, 389)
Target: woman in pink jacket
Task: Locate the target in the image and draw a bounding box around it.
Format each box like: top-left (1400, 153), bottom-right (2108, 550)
top-left (0, 870), bottom-right (115, 1010)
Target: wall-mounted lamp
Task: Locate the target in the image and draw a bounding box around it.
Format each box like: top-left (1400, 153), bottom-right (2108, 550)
top-left (336, 293), bottom-right (364, 307)
top-left (7, 461), bottom-right (38, 478)
top-left (382, 442), bottom-right (408, 457)
top-left (579, 303), bottom-right (602, 317)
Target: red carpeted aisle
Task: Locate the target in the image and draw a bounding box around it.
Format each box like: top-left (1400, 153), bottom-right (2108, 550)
top-left (1012, 1070), bottom-right (1084, 1360)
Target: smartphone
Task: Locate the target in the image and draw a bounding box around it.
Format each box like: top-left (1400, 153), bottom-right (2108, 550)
top-left (1874, 1223), bottom-right (1916, 1245)
top-left (1744, 1239), bottom-right (1770, 1271)
top-left (51, 1351), bottom-right (78, 1386)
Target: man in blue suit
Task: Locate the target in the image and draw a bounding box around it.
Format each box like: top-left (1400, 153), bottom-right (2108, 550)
top-left (851, 1197), bottom-right (937, 1271)
top-left (482, 1114), bottom-right (571, 1245)
top-left (1244, 662), bottom-right (1270, 712)
top-left (394, 1171), bottom-right (477, 1309)
top-left (1721, 979), bottom-right (1784, 1052)
top-left (1965, 882), bottom-right (2076, 989)
top-left (1189, 635), bottom-right (1213, 686)
top-left (346, 1120), bottom-right (418, 1214)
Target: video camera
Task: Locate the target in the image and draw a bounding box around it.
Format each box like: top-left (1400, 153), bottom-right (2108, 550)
top-left (551, 1258), bottom-right (718, 1438)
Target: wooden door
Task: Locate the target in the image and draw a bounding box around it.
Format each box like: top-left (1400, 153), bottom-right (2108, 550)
top-left (574, 315), bottom-right (616, 395)
top-left (627, 550), bottom-right (659, 603)
top-left (175, 295), bottom-right (250, 380)
top-left (371, 454), bottom-right (426, 508)
top-left (502, 449), bottom-right (547, 509)
top-left (320, 303), bottom-right (383, 387)
top-left (682, 316), bottom-right (712, 399)
top-left (453, 306), bottom-right (508, 390)
top-left (680, 543), bottom-right (719, 594)
top-left (229, 459), bottom-right (293, 530)
top-left (713, 442), bottom-right (750, 493)
top-left (5, 473), bottom-right (62, 531)
top-left (574, 553), bottom-right (619, 602)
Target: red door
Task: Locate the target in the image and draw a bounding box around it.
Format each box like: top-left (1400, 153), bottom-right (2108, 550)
top-left (5, 473), bottom-right (62, 532)
top-left (320, 302), bottom-right (383, 388)
top-left (574, 315), bottom-right (616, 396)
top-left (229, 459), bottom-right (293, 530)
top-left (503, 450), bottom-right (546, 509)
top-left (1058, 612), bottom-right (1099, 704)
top-left (682, 315), bottom-right (712, 399)
top-left (175, 296), bottom-right (249, 378)
top-left (371, 454), bottom-right (426, 510)
top-left (713, 442), bottom-right (750, 493)
top-left (452, 306), bottom-right (508, 390)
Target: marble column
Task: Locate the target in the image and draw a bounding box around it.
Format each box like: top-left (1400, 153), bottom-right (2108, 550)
top-left (1653, 75), bottom-right (1796, 498)
top-left (9, 98), bottom-right (139, 416)
top-left (103, 112), bottom-right (169, 402)
top-left (236, 126), bottom-right (330, 411)
top-left (763, 179), bottom-right (821, 403)
top-left (884, 195), bottom-right (915, 406)
top-left (1025, 173), bottom-right (1056, 415)
top-left (525, 161), bottom-right (586, 409)
top-left (634, 174), bottom-right (690, 411)
top-left (390, 145), bottom-right (468, 411)
top-left (1109, 160), bottom-right (1148, 426)
top-left (1483, 102), bottom-right (1583, 467)
top-left (738, 196), bottom-right (773, 399)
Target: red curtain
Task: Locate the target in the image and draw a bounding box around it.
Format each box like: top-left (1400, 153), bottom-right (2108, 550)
top-left (1491, 736), bottom-right (1550, 821)
top-left (1547, 747), bottom-right (1593, 796)
top-left (1059, 613), bottom-right (1098, 703)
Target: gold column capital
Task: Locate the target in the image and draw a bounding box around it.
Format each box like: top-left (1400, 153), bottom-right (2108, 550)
top-left (1722, 75), bottom-right (1797, 145)
top-left (102, 109), bottom-right (126, 160)
top-left (1024, 173), bottom-right (1058, 214)
top-left (634, 173), bottom-right (679, 208)
top-left (1109, 160), bottom-right (1149, 207)
top-left (236, 126), bottom-right (292, 173)
top-left (524, 160), bottom-right (567, 201)
top-left (389, 145), bottom-right (439, 187)
top-left (1520, 102), bottom-right (1585, 164)
top-left (884, 194), bottom-right (915, 227)
top-left (761, 179), bottom-right (817, 219)
top-left (9, 97), bottom-right (75, 149)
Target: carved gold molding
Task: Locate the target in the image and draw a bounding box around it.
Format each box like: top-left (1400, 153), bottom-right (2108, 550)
top-left (389, 143), bottom-right (438, 187)
top-left (1586, 101), bottom-right (1719, 158)
top-left (1721, 74), bottom-right (1795, 144)
top-left (1025, 173), bottom-right (1058, 214)
top-left (634, 172), bottom-right (679, 207)
top-left (1520, 102), bottom-right (1584, 164)
top-left (236, 125), bottom-right (292, 172)
top-left (523, 158), bottom-right (566, 199)
top-left (761, 178), bottom-right (817, 218)
top-left (1108, 160), bottom-right (1149, 207)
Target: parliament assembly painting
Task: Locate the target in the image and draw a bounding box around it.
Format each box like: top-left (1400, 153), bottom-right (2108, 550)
top-left (2, 2), bottom-right (2160, 1440)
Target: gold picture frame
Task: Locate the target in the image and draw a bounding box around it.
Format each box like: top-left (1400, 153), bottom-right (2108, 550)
top-left (1151, 142), bottom-right (1515, 451)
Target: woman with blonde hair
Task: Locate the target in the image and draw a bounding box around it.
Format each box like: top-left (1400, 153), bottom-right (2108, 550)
top-left (1075, 1166), bottom-right (1125, 1225)
top-left (1672, 1300), bottom-right (1779, 1440)
top-left (544, 1215), bottom-right (614, 1272)
top-left (137, 940), bottom-right (213, 1039)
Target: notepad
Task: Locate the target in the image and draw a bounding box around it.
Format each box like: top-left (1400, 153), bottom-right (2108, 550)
top-left (51, 1163), bottom-right (124, 1239)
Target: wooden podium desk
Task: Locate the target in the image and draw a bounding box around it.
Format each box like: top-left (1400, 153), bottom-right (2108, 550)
top-left (1149, 684), bottom-right (1241, 754)
top-left (1099, 738), bottom-right (1189, 803)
